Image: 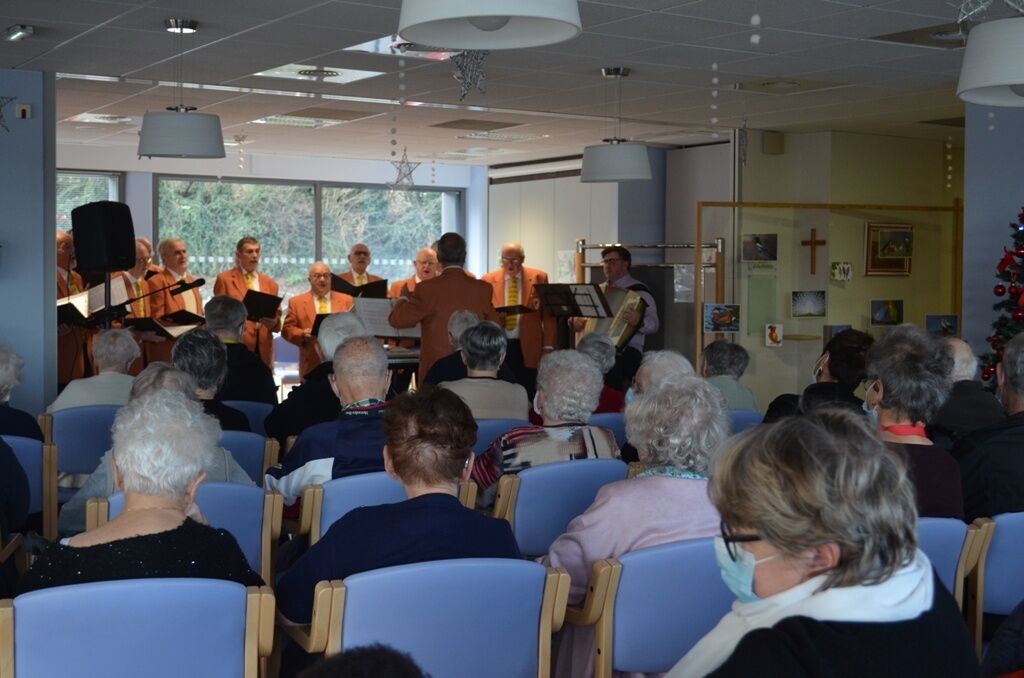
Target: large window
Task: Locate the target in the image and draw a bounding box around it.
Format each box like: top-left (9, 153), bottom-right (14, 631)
top-left (57, 171), bottom-right (120, 230)
top-left (156, 176), bottom-right (457, 304)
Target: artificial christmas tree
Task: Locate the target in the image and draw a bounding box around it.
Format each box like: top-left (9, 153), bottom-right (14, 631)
top-left (980, 207), bottom-right (1024, 382)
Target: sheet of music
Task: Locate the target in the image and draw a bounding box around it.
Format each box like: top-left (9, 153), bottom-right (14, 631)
top-left (354, 298), bottom-right (421, 338)
top-left (571, 284), bottom-right (612, 319)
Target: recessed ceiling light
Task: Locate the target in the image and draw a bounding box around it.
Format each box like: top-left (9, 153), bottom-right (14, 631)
top-left (255, 63), bottom-right (384, 85)
top-left (67, 113), bottom-right (139, 125)
top-left (164, 19), bottom-right (198, 34)
top-left (297, 69), bottom-right (340, 78)
top-left (5, 25), bottom-right (33, 41)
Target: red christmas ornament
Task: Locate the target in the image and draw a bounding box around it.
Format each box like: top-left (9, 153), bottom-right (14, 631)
top-left (1017, 247), bottom-right (1024, 256)
top-left (1014, 309), bottom-right (1024, 321)
top-left (1011, 285), bottom-right (1022, 297)
top-left (995, 284), bottom-right (1008, 296)
top-left (982, 371), bottom-right (992, 381)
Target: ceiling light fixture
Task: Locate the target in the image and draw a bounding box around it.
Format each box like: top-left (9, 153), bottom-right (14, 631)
top-left (138, 19), bottom-right (225, 158)
top-left (398, 0), bottom-right (581, 49)
top-left (958, 17), bottom-right (1024, 106)
top-left (581, 67), bottom-right (652, 183)
top-left (5, 25), bottom-right (33, 41)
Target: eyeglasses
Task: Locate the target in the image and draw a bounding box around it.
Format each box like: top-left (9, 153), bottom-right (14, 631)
top-left (501, 257), bottom-right (524, 264)
top-left (351, 251), bottom-right (370, 257)
top-left (720, 521), bottom-right (762, 562)
top-left (310, 273), bottom-right (331, 279)
top-left (602, 257), bottom-right (623, 265)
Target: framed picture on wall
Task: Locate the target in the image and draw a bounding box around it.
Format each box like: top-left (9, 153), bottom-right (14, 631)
top-left (865, 223), bottom-right (912, 276)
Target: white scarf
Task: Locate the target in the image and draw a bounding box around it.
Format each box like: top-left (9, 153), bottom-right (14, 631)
top-left (667, 549), bottom-right (934, 678)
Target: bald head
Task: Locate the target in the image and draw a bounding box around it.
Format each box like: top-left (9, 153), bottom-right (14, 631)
top-left (56, 231), bottom-right (76, 270)
top-left (308, 261), bottom-right (332, 297)
top-left (501, 242), bottom-right (525, 276)
top-left (414, 247), bottom-right (438, 281)
top-left (348, 243), bottom-right (371, 275)
top-left (945, 337), bottom-right (979, 382)
top-left (331, 336), bottom-right (390, 405)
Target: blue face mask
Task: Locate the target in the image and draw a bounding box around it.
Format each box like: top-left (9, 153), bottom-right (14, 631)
top-left (624, 387), bottom-right (636, 404)
top-left (862, 399), bottom-right (879, 425)
top-left (713, 536), bottom-right (778, 604)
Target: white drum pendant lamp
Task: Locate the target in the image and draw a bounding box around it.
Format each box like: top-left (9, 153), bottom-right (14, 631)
top-left (958, 17), bottom-right (1024, 106)
top-left (580, 67), bottom-right (652, 183)
top-left (398, 0), bottom-right (582, 50)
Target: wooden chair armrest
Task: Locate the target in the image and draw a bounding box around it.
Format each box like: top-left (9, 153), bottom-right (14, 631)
top-left (297, 485), bottom-right (322, 539)
top-left (458, 480), bottom-right (477, 509)
top-left (256, 586), bottom-right (275, 659)
top-left (551, 568), bottom-right (571, 633)
top-left (492, 474), bottom-right (519, 524)
top-left (563, 560), bottom-right (618, 627)
top-left (1, 599), bottom-right (12, 678)
top-left (0, 535), bottom-right (23, 565)
top-left (275, 579), bottom-right (337, 654)
top-left (284, 436), bottom-right (298, 457)
top-left (263, 439), bottom-right (280, 477)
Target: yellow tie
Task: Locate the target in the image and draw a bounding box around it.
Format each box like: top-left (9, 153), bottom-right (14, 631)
top-left (356, 274), bottom-right (366, 286)
top-left (245, 271), bottom-right (256, 290)
top-left (505, 276), bottom-right (518, 331)
top-left (318, 296), bottom-right (328, 314)
top-left (69, 275), bottom-right (79, 294)
top-left (134, 280), bottom-right (145, 316)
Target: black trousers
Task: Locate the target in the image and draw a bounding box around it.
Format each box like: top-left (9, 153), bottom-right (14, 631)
top-left (606, 346), bottom-right (643, 392)
top-left (505, 339), bottom-right (538, 400)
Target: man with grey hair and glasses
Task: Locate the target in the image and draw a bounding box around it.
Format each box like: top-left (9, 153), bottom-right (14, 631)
top-left (439, 321), bottom-right (529, 420)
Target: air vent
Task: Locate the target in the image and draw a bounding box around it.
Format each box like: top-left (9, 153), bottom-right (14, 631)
top-left (458, 131), bottom-right (549, 142)
top-left (431, 119), bottom-right (520, 132)
top-left (251, 108), bottom-right (382, 128)
top-left (733, 79), bottom-right (843, 95)
top-left (873, 23), bottom-right (967, 50)
top-left (67, 113), bottom-right (139, 125)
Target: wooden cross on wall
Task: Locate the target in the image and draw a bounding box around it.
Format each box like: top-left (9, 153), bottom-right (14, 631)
top-left (801, 228), bottom-right (827, 274)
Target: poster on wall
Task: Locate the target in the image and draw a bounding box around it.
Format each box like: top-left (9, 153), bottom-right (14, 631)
top-left (865, 223), bottom-right (912, 276)
top-left (870, 299), bottom-right (904, 326)
top-left (741, 233), bottom-right (778, 262)
top-left (791, 290), bottom-right (827, 318)
top-left (703, 304), bottom-right (740, 333)
top-left (926, 314), bottom-right (959, 337)
top-left (765, 323), bottom-right (783, 347)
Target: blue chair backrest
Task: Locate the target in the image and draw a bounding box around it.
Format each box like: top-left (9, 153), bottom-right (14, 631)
top-left (3, 435), bottom-right (43, 515)
top-left (727, 409), bottom-right (761, 434)
top-left (108, 483), bottom-right (265, 573)
top-left (319, 473), bottom-right (407, 540)
top-left (589, 412), bottom-right (626, 448)
top-left (50, 404), bottom-right (119, 474)
top-left (222, 401), bottom-right (273, 437)
top-left (613, 538), bottom-right (734, 672)
top-left (219, 430), bottom-right (267, 486)
top-left (340, 559), bottom-right (545, 678)
top-left (472, 418), bottom-right (532, 454)
top-left (984, 512), bottom-right (1024, 615)
top-left (512, 459), bottom-right (628, 556)
top-left (917, 517), bottom-right (967, 596)
top-left (274, 334), bottom-right (300, 365)
top-left (13, 578), bottom-right (248, 678)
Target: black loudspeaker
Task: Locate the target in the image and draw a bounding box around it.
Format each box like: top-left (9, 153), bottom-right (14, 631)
top-left (71, 201), bottom-right (136, 273)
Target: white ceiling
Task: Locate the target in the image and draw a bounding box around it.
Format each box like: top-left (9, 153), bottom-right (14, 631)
top-left (0, 0), bottom-right (1001, 165)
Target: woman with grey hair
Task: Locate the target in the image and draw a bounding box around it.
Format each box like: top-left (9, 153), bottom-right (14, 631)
top-left (576, 333), bottom-right (625, 415)
top-left (47, 329), bottom-right (140, 412)
top-left (172, 329), bottom-right (250, 432)
top-left (667, 409), bottom-right (978, 677)
top-left (701, 340), bottom-right (757, 411)
top-left (438, 321), bottom-right (529, 420)
top-left (543, 377), bottom-right (728, 678)
top-left (863, 324), bottom-right (963, 519)
top-left (57, 363), bottom-right (254, 535)
top-left (19, 389), bottom-right (263, 594)
top-left (0, 343), bottom-right (43, 440)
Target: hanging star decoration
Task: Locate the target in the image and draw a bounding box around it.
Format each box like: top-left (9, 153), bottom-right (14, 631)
top-left (0, 96), bottom-right (16, 133)
top-left (389, 147), bottom-right (420, 191)
top-left (451, 50), bottom-right (489, 100)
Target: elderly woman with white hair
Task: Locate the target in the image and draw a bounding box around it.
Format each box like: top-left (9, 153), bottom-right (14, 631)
top-left (630, 349), bottom-right (695, 401)
top-left (18, 388), bottom-right (263, 594)
top-left (542, 376), bottom-right (729, 678)
top-left (46, 329), bottom-right (140, 412)
top-left (0, 343), bottom-right (43, 440)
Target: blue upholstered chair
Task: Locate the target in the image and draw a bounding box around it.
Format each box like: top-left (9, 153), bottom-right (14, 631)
top-left (86, 483), bottom-right (282, 583)
top-left (222, 400), bottom-right (273, 437)
top-left (566, 537), bottom-right (734, 677)
top-left (1, 578), bottom-right (274, 678)
top-left (917, 517), bottom-right (971, 608)
top-left (39, 404), bottom-right (119, 504)
top-left (493, 458), bottom-right (628, 557)
top-left (727, 409), bottom-right (761, 434)
top-left (589, 412), bottom-right (627, 448)
top-left (278, 559), bottom-right (569, 678)
top-left (218, 430), bottom-right (279, 487)
top-left (472, 418), bottom-right (532, 454)
top-left (2, 435), bottom-right (58, 541)
top-left (982, 512), bottom-right (1024, 616)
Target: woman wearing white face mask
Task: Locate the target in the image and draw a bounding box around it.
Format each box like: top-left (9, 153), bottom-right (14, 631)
top-left (667, 409), bottom-right (979, 678)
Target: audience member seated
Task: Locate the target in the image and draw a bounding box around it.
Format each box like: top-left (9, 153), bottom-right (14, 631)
top-left (298, 644), bottom-right (426, 678)
top-left (438, 321), bottom-right (528, 420)
top-left (863, 324), bottom-right (963, 519)
top-left (983, 599), bottom-right (1024, 678)
top-left (575, 333), bottom-right (624, 415)
top-left (264, 312), bottom-right (368, 443)
top-left (19, 389), bottom-right (263, 594)
top-left (47, 329), bottom-right (139, 412)
top-left (543, 376), bottom-right (728, 678)
top-left (206, 295), bottom-right (278, 405)
top-left (276, 387), bottom-right (520, 625)
top-left (422, 310), bottom-right (515, 386)
top-left (953, 332), bottom-right (1024, 522)
top-left (929, 337), bottom-right (1005, 448)
top-left (618, 349), bottom-right (695, 462)
top-left (0, 343), bottom-right (43, 440)
top-left (58, 363), bottom-right (254, 535)
top-left (763, 329), bottom-right (873, 423)
top-left (0, 436), bottom-right (29, 597)
top-left (266, 336), bottom-right (390, 507)
top-left (172, 329), bottom-right (250, 432)
top-left (667, 410), bottom-right (979, 678)
top-left (702, 340), bottom-right (757, 411)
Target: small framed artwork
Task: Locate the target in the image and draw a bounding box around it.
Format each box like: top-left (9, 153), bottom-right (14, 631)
top-left (741, 233), bottom-right (778, 262)
top-left (830, 261), bottom-right (853, 281)
top-left (870, 299), bottom-right (904, 326)
top-left (926, 314), bottom-right (959, 337)
top-left (703, 304), bottom-right (740, 333)
top-left (766, 323), bottom-right (783, 347)
top-left (865, 223), bottom-right (912, 276)
top-left (791, 290), bottom-right (826, 318)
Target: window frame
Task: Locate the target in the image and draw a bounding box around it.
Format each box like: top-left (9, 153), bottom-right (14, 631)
top-left (56, 169), bottom-right (125, 229)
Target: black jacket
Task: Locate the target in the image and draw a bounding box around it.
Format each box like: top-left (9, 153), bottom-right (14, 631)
top-left (953, 411), bottom-right (1024, 522)
top-left (928, 380), bottom-right (1005, 449)
top-left (264, 362), bottom-right (340, 443)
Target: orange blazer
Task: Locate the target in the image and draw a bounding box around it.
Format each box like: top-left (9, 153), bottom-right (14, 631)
top-left (146, 268), bottom-right (206, 364)
top-left (389, 267), bottom-right (498, 379)
top-left (114, 272), bottom-right (149, 376)
top-left (282, 291), bottom-right (355, 378)
top-left (214, 269), bottom-right (281, 369)
top-left (338, 271), bottom-right (384, 285)
top-left (387, 275), bottom-right (418, 299)
top-left (481, 267), bottom-right (556, 369)
top-left (57, 270), bottom-right (88, 385)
